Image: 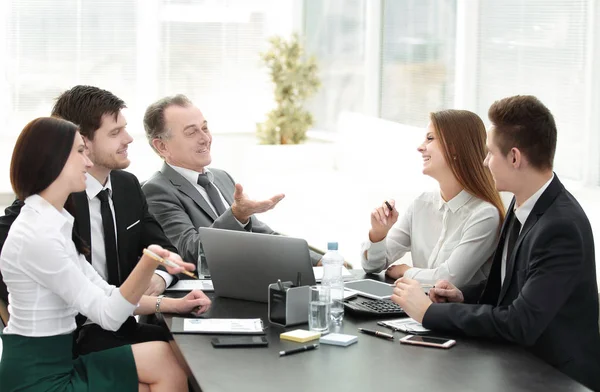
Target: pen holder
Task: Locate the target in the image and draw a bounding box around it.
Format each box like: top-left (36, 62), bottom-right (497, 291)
top-left (268, 282), bottom-right (310, 327)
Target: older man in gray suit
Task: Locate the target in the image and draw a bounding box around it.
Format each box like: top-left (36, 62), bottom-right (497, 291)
top-left (141, 94), bottom-right (321, 278)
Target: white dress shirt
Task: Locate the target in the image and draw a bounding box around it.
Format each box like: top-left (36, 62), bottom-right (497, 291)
top-left (361, 190), bottom-right (501, 287)
top-left (86, 174), bottom-right (117, 282)
top-left (169, 164), bottom-right (247, 228)
top-left (0, 195), bottom-right (136, 336)
top-left (86, 174), bottom-right (172, 287)
top-left (500, 174), bottom-right (554, 283)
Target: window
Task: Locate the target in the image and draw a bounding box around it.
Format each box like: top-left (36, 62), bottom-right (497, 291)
top-left (476, 0), bottom-right (589, 180)
top-left (304, 0), bottom-right (366, 131)
top-left (158, 0), bottom-right (274, 132)
top-left (380, 0), bottom-right (457, 126)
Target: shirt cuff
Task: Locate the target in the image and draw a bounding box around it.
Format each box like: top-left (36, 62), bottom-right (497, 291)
top-left (233, 215), bottom-right (250, 228)
top-left (111, 287), bottom-right (139, 318)
top-left (154, 270), bottom-right (174, 288)
top-left (363, 236), bottom-right (387, 254)
top-left (403, 267), bottom-right (418, 279)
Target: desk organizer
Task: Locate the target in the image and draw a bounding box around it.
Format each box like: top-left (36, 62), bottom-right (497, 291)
top-left (268, 282), bottom-right (310, 327)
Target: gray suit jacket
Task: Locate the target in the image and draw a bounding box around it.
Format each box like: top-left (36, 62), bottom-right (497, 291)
top-left (142, 163), bottom-right (321, 266)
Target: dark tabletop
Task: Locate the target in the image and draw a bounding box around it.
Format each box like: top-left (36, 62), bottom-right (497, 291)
top-left (159, 272), bottom-right (589, 392)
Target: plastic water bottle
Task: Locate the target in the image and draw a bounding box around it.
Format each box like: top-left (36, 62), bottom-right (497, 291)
top-left (321, 242), bottom-right (344, 326)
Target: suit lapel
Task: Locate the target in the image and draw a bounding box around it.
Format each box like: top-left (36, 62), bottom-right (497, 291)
top-left (497, 175), bottom-right (563, 303)
top-left (161, 163), bottom-right (219, 221)
top-left (480, 198), bottom-right (515, 304)
top-left (71, 192), bottom-right (92, 263)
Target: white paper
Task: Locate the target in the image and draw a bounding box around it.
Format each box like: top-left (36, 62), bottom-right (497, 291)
top-left (183, 318), bottom-right (263, 333)
top-left (383, 318), bottom-right (431, 333)
top-left (312, 266), bottom-right (353, 282)
top-left (166, 280), bottom-right (214, 292)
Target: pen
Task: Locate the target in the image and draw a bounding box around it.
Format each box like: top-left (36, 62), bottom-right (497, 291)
top-left (279, 344), bottom-right (319, 357)
top-left (384, 200), bottom-right (393, 213)
top-left (277, 279), bottom-right (285, 291)
top-left (358, 328), bottom-right (394, 341)
top-left (142, 248), bottom-right (198, 279)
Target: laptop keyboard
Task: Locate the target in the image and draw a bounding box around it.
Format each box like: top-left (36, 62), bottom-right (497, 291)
top-left (343, 297), bottom-right (406, 317)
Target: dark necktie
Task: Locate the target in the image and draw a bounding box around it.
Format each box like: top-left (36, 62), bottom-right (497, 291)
top-left (506, 213), bottom-right (522, 263)
top-left (197, 173), bottom-right (227, 216)
top-left (97, 189), bottom-right (120, 285)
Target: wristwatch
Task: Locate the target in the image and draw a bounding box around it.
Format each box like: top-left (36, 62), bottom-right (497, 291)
top-left (155, 295), bottom-right (165, 313)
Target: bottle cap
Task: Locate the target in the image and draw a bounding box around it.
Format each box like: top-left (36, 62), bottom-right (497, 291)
top-left (327, 242), bottom-right (338, 250)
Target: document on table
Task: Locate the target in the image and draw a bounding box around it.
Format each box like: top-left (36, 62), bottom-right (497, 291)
top-left (166, 280), bottom-right (214, 292)
top-left (380, 318), bottom-right (431, 334)
top-left (312, 266), bottom-right (353, 282)
top-left (171, 317), bottom-right (265, 335)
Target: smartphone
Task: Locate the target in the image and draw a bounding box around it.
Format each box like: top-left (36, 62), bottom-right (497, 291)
top-left (211, 336), bottom-right (269, 348)
top-left (399, 335), bottom-right (456, 349)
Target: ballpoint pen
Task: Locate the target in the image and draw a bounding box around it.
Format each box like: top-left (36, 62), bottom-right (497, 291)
top-left (142, 248), bottom-right (198, 279)
top-left (277, 279), bottom-right (285, 291)
top-left (384, 200), bottom-right (394, 213)
top-left (358, 328), bottom-right (394, 341)
top-left (279, 344), bottom-right (319, 357)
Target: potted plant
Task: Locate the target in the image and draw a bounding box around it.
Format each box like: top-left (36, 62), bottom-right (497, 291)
top-left (256, 33), bottom-right (320, 145)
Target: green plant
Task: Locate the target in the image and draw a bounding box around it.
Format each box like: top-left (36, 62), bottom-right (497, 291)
top-left (256, 33), bottom-right (320, 144)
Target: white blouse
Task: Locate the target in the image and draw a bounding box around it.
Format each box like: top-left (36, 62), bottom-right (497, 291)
top-left (0, 195), bottom-right (136, 337)
top-left (361, 190), bottom-right (500, 287)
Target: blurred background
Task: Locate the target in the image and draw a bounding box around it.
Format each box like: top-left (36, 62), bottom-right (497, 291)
top-left (0, 0), bottom-right (599, 280)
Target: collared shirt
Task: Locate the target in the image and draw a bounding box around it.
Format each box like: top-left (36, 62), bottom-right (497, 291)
top-left (85, 173), bottom-right (116, 282)
top-left (169, 164), bottom-right (247, 228)
top-left (361, 190), bottom-right (500, 287)
top-left (86, 173), bottom-right (172, 287)
top-left (0, 195), bottom-right (136, 336)
top-left (500, 174), bottom-right (554, 283)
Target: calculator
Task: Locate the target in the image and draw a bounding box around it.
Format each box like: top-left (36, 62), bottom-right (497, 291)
top-left (343, 295), bottom-right (406, 318)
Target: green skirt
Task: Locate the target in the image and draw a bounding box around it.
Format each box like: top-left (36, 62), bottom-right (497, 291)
top-left (0, 333), bottom-right (138, 392)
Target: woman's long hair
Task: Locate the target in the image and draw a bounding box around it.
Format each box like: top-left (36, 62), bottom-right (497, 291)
top-left (10, 116), bottom-right (89, 255)
top-left (430, 110), bottom-right (505, 227)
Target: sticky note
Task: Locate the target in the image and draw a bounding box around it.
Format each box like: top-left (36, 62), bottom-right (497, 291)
top-left (280, 329), bottom-right (321, 343)
top-left (319, 333), bottom-right (358, 347)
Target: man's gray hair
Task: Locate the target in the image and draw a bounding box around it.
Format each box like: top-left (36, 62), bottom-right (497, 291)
top-left (143, 94), bottom-right (193, 155)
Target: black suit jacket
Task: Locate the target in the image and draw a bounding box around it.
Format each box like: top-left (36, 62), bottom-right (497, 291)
top-left (422, 175), bottom-right (600, 391)
top-left (0, 170), bottom-right (178, 303)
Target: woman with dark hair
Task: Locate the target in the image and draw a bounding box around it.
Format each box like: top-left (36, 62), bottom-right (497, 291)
top-left (361, 110), bottom-right (505, 288)
top-left (0, 117), bottom-right (191, 391)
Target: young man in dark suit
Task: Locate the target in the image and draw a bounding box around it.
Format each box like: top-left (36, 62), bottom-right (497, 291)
top-left (0, 86), bottom-right (211, 355)
top-left (391, 95), bottom-right (600, 390)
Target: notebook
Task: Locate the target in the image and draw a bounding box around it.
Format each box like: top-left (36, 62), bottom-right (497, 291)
top-left (378, 318), bottom-right (430, 334)
top-left (165, 279), bottom-right (214, 292)
top-left (171, 318), bottom-right (265, 335)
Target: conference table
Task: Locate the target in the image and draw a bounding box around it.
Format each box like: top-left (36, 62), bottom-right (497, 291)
top-left (159, 272), bottom-right (589, 392)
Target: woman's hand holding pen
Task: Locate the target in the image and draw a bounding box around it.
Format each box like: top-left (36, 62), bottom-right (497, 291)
top-left (369, 199), bottom-right (400, 243)
top-left (144, 245), bottom-right (196, 276)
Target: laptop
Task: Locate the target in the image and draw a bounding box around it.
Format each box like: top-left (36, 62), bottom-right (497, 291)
top-left (198, 227), bottom-right (316, 303)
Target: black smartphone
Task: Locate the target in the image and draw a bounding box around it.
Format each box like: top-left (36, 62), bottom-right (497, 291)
top-left (211, 336), bottom-right (269, 348)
